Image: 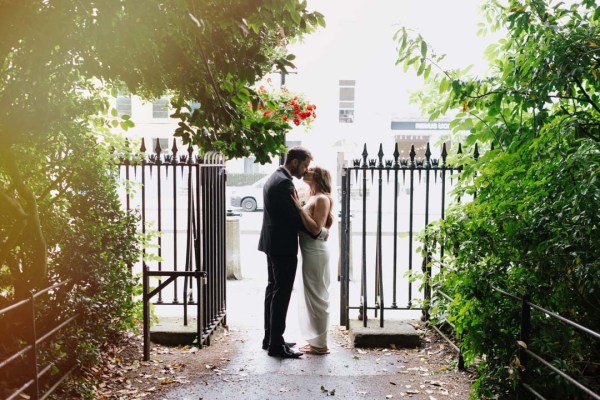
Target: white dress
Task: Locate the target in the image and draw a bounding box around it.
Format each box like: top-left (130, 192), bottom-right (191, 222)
top-left (298, 198), bottom-right (331, 348)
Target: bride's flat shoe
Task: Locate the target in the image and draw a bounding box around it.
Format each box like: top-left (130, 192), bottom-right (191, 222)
top-left (299, 344), bottom-right (330, 355)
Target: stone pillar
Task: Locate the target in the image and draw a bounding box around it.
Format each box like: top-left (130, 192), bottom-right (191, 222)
top-left (226, 214), bottom-right (242, 280)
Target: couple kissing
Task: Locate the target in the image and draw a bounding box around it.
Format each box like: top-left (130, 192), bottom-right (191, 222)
top-left (258, 146), bottom-right (333, 358)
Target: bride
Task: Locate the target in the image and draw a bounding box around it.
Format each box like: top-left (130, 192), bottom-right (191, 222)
top-left (292, 166), bottom-right (333, 355)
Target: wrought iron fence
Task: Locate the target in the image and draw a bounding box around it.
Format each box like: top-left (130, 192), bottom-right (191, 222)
top-left (118, 138), bottom-right (226, 360)
top-left (339, 141), bottom-right (472, 328)
top-left (0, 279), bottom-right (78, 400)
top-left (492, 286), bottom-right (600, 400)
top-left (339, 141), bottom-right (599, 398)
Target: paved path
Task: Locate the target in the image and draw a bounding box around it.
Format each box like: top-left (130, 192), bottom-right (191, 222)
top-left (156, 273), bottom-right (471, 400)
top-left (160, 326), bottom-right (471, 400)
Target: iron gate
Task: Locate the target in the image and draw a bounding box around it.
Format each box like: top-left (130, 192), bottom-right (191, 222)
top-left (339, 141), bottom-right (472, 328)
top-left (118, 139), bottom-right (226, 360)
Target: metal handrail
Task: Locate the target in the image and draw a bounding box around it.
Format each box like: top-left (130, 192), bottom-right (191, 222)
top-left (491, 286), bottom-right (600, 340)
top-left (0, 279), bottom-right (77, 400)
top-left (490, 285), bottom-right (600, 399)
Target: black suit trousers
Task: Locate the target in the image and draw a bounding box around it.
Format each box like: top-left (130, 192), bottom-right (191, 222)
top-left (263, 253), bottom-right (298, 347)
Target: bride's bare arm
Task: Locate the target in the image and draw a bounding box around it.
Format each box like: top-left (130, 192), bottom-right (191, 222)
top-left (292, 193), bottom-right (329, 236)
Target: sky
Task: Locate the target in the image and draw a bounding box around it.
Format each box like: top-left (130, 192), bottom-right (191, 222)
top-left (240, 0), bottom-right (504, 173)
top-left (286, 0), bottom-right (498, 117)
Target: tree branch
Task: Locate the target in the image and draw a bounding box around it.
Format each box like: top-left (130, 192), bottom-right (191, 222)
top-left (0, 220), bottom-right (27, 269)
top-left (0, 150), bottom-right (48, 285)
top-left (573, 76), bottom-right (600, 114)
top-left (0, 189), bottom-right (28, 220)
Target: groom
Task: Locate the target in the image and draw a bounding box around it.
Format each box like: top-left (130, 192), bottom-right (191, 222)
top-left (258, 146), bottom-right (327, 358)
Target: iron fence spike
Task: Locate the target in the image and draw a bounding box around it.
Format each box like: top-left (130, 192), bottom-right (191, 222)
top-left (187, 143), bottom-right (194, 164)
top-left (441, 142), bottom-right (448, 166)
top-left (172, 139), bottom-right (178, 164)
top-left (154, 137), bottom-right (162, 164)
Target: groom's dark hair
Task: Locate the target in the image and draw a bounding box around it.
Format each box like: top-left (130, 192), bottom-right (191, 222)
top-left (284, 146), bottom-right (312, 165)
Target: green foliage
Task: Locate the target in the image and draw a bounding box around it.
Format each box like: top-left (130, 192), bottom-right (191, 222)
top-left (399, 0), bottom-right (600, 397)
top-left (0, 97), bottom-right (140, 397)
top-left (1, 2), bottom-right (324, 394)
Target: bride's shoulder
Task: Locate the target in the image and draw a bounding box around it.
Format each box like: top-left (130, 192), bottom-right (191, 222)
top-left (313, 193), bottom-right (331, 206)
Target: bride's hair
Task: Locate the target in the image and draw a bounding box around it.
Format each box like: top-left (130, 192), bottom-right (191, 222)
top-left (311, 166), bottom-right (334, 229)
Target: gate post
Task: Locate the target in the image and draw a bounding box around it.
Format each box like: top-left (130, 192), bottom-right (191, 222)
top-left (339, 169), bottom-right (350, 329)
top-left (142, 264), bottom-right (150, 361)
top-left (27, 291), bottom-right (40, 400)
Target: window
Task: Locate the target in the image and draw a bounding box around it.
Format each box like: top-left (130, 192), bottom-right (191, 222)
top-left (116, 91), bottom-right (131, 117)
top-left (152, 97), bottom-right (169, 119)
top-left (152, 138), bottom-right (170, 153)
top-left (339, 80), bottom-right (355, 123)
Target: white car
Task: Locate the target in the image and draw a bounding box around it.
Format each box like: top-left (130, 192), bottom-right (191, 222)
top-left (229, 175), bottom-right (309, 212)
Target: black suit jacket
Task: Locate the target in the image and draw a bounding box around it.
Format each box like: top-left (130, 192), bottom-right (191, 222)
top-left (258, 167), bottom-right (304, 256)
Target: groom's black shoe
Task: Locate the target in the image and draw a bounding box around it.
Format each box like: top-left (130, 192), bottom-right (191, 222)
top-left (262, 341), bottom-right (296, 350)
top-left (267, 344), bottom-right (303, 358)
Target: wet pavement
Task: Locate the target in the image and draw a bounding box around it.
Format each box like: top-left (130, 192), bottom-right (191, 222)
top-left (156, 272), bottom-right (471, 400)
